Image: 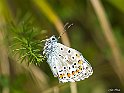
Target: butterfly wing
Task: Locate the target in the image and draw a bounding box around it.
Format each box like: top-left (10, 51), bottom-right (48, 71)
top-left (50, 43), bottom-right (93, 83)
top-left (46, 53), bottom-right (59, 77)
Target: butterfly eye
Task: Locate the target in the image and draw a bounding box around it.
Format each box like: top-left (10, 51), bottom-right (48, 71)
top-left (52, 37), bottom-right (55, 40)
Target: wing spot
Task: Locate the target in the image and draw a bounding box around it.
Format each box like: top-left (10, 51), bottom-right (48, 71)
top-left (72, 71), bottom-right (75, 75)
top-left (68, 50), bottom-right (71, 53)
top-left (74, 63), bottom-right (76, 65)
top-left (72, 56), bottom-right (75, 59)
top-left (63, 67), bottom-right (66, 69)
top-left (76, 69), bottom-right (79, 73)
top-left (72, 65), bottom-right (74, 68)
top-left (59, 74), bottom-right (63, 79)
top-left (60, 48), bottom-right (63, 50)
top-left (78, 60), bottom-right (83, 64)
top-left (59, 70), bottom-right (63, 72)
top-left (67, 73), bottom-right (71, 78)
top-left (78, 66), bottom-right (82, 70)
top-left (76, 54), bottom-right (80, 57)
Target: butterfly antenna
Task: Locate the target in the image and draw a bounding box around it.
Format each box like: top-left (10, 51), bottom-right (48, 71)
top-left (64, 22), bottom-right (69, 28)
top-left (58, 23), bottom-right (73, 39)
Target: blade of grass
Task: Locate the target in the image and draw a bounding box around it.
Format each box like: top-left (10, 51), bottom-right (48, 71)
top-left (90, 0), bottom-right (124, 83)
top-left (0, 0), bottom-right (13, 93)
top-left (32, 0), bottom-right (70, 46)
top-left (32, 0), bottom-right (77, 92)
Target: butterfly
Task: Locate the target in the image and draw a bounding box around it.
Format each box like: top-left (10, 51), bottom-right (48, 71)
top-left (43, 35), bottom-right (93, 83)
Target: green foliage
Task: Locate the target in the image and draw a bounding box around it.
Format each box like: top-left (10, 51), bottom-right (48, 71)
top-left (107, 0), bottom-right (124, 13)
top-left (10, 74), bottom-right (27, 93)
top-left (1, 0), bottom-right (124, 93)
top-left (9, 21), bottom-right (45, 65)
top-left (0, 75), bottom-right (9, 88)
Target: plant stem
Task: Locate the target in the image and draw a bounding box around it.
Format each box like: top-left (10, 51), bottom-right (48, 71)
top-left (33, 0), bottom-right (78, 92)
top-left (70, 82), bottom-right (78, 93)
top-left (90, 0), bottom-right (124, 83)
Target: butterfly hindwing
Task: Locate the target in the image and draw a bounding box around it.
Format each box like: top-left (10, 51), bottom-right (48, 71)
top-left (51, 43), bottom-right (93, 83)
top-left (43, 35), bottom-right (93, 83)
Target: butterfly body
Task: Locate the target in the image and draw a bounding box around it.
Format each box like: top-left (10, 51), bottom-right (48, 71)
top-left (43, 35), bottom-right (93, 83)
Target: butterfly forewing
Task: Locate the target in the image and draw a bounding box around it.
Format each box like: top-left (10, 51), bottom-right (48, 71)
top-left (43, 35), bottom-right (93, 83)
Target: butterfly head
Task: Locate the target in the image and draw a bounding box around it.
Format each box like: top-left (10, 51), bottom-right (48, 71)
top-left (45, 35), bottom-right (58, 45)
top-left (43, 35), bottom-right (58, 55)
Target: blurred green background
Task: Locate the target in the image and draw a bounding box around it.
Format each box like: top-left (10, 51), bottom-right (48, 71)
top-left (0, 0), bottom-right (124, 93)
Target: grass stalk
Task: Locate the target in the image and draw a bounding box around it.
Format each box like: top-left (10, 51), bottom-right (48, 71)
top-left (33, 0), bottom-right (78, 92)
top-left (90, 0), bottom-right (124, 83)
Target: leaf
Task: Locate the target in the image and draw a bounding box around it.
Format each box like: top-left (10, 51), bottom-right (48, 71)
top-left (107, 0), bottom-right (124, 13)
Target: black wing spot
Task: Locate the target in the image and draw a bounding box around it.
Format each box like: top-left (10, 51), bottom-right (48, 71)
top-left (72, 57), bottom-right (75, 59)
top-left (64, 67), bottom-right (66, 69)
top-left (68, 50), bottom-right (71, 53)
top-left (72, 65), bottom-right (74, 68)
top-left (74, 63), bottom-right (76, 65)
top-left (60, 48), bottom-right (63, 50)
